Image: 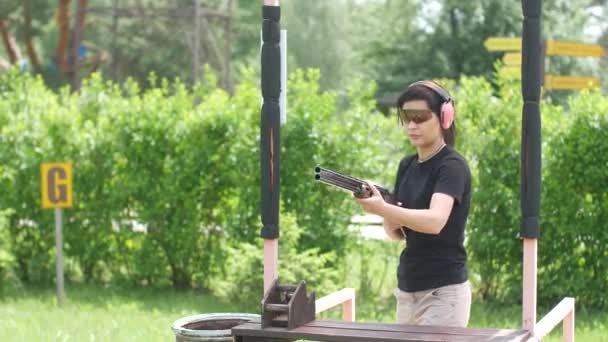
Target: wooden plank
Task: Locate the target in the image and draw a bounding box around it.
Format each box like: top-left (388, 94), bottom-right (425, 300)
top-left (305, 320), bottom-right (529, 338)
top-left (265, 304), bottom-right (289, 312)
top-left (236, 337), bottom-right (290, 342)
top-left (235, 323), bottom-right (465, 342)
top-left (315, 288), bottom-right (356, 321)
top-left (233, 322), bottom-right (531, 342)
top-left (533, 297), bottom-right (575, 340)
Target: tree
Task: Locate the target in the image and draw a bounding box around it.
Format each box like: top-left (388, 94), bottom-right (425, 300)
top-left (0, 0), bottom-right (95, 89)
top-left (280, 1), bottom-right (356, 90)
top-left (0, 1), bottom-right (25, 66)
top-left (358, 0), bottom-right (601, 96)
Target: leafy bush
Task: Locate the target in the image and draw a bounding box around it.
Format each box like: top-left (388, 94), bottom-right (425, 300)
top-left (540, 89), bottom-right (608, 308)
top-left (209, 209), bottom-right (340, 311)
top-left (0, 209), bottom-right (16, 291)
top-left (0, 68), bottom-right (400, 291)
top-left (455, 75), bottom-right (524, 301)
top-left (1, 65), bottom-right (607, 310)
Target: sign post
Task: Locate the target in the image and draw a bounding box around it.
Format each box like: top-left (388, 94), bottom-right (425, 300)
top-left (484, 36), bottom-right (604, 90)
top-left (41, 162), bottom-right (73, 306)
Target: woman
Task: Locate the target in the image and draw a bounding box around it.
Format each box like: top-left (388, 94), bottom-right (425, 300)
top-left (354, 80), bottom-right (472, 327)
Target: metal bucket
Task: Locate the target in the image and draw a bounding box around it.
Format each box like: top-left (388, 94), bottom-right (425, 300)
top-left (171, 313), bottom-right (260, 342)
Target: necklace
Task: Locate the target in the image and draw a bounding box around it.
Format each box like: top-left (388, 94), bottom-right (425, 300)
top-left (417, 143), bottom-right (446, 163)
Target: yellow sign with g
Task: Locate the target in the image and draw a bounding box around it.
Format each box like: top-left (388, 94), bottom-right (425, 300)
top-left (41, 163), bottom-right (73, 208)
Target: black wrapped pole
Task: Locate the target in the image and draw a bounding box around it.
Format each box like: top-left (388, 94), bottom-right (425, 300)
top-left (521, 0), bottom-right (542, 332)
top-left (260, 4), bottom-right (281, 239)
top-left (521, 0), bottom-right (542, 239)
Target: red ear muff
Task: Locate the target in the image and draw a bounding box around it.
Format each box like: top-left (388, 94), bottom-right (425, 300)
top-left (440, 101), bottom-right (455, 129)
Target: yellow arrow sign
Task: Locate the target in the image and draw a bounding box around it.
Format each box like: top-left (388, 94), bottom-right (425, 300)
top-left (484, 37), bottom-right (522, 51)
top-left (545, 40), bottom-right (604, 57)
top-left (503, 52), bottom-right (522, 66)
top-left (544, 75), bottom-right (600, 90)
top-left (500, 66), bottom-right (521, 78)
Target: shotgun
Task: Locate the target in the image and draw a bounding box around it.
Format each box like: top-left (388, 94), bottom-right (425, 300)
top-left (314, 166), bottom-right (397, 204)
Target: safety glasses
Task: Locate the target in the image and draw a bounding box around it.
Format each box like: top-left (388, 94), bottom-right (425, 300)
top-left (398, 108), bottom-right (434, 125)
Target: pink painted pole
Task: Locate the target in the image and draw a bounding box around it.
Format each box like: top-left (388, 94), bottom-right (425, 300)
top-left (342, 296), bottom-right (355, 322)
top-left (522, 238), bottom-right (537, 331)
top-left (263, 239), bottom-right (279, 294)
top-left (533, 297), bottom-right (575, 340)
top-left (315, 288), bottom-right (356, 322)
top-left (563, 304), bottom-right (575, 342)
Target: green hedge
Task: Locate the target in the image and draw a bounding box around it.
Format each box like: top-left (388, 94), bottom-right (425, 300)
top-left (454, 73), bottom-right (607, 308)
top-left (0, 66), bottom-right (606, 309)
top-left (0, 68), bottom-right (402, 295)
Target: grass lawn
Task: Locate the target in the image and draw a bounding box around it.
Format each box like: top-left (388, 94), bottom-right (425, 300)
top-left (0, 283), bottom-right (606, 341)
top-left (469, 300), bottom-right (608, 342)
top-left (0, 283), bottom-right (245, 342)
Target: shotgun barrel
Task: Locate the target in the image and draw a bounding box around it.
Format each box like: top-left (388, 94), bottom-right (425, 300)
top-left (314, 166), bottom-right (396, 204)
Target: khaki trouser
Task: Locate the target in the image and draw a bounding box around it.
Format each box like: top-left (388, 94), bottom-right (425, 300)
top-left (394, 281), bottom-right (471, 327)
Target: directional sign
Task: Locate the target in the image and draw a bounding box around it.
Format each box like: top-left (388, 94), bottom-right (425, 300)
top-left (41, 163), bottom-right (73, 208)
top-left (485, 37), bottom-right (605, 57)
top-left (484, 37), bottom-right (522, 51)
top-left (503, 52), bottom-right (522, 66)
top-left (544, 75), bottom-right (600, 90)
top-left (545, 40), bottom-right (604, 57)
top-left (500, 66), bottom-right (521, 78)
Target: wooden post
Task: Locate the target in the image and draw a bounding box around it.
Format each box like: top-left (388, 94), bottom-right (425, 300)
top-left (522, 238), bottom-right (537, 331)
top-left (563, 305), bottom-right (575, 342)
top-left (534, 297), bottom-right (575, 340)
top-left (264, 240), bottom-right (279, 294)
top-left (520, 0), bottom-right (542, 332)
top-left (315, 288), bottom-right (356, 322)
top-left (261, 0), bottom-right (281, 295)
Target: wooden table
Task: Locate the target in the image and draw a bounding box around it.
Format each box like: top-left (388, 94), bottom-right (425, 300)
top-left (233, 320), bottom-right (531, 342)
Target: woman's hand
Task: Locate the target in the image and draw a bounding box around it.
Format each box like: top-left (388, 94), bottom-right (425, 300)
top-left (353, 181), bottom-right (387, 216)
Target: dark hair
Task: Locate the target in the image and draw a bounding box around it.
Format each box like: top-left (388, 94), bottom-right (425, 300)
top-left (396, 81), bottom-right (456, 146)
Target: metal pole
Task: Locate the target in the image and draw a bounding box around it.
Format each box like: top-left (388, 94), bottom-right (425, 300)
top-left (54, 208), bottom-right (65, 306)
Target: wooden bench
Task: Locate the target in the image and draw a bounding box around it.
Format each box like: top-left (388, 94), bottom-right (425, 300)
top-left (233, 320), bottom-right (531, 342)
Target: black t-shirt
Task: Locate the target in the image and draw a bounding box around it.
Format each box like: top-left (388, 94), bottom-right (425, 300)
top-left (393, 146), bottom-right (471, 292)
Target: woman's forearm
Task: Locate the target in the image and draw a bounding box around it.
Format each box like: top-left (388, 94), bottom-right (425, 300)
top-left (383, 219), bottom-right (405, 240)
top-left (355, 185), bottom-right (454, 236)
top-left (379, 203), bottom-right (448, 235)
